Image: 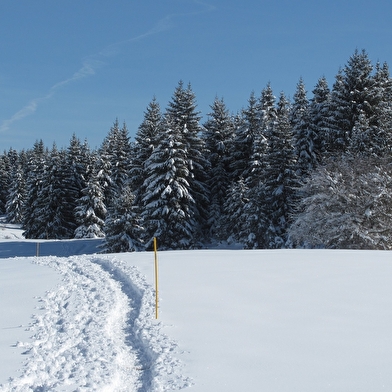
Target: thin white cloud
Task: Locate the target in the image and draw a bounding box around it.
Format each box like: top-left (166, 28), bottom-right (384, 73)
top-left (0, 94), bottom-right (52, 133)
top-left (0, 0), bottom-right (216, 134)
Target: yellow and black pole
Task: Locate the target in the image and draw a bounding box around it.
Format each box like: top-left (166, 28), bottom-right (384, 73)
top-left (153, 237), bottom-right (159, 319)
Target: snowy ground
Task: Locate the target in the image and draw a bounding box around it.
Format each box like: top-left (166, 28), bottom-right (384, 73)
top-left (1, 223), bottom-right (392, 391)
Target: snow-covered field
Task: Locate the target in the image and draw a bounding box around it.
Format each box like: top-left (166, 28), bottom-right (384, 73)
top-left (1, 222), bottom-right (392, 391)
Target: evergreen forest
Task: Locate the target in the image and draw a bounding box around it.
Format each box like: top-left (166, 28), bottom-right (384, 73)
top-left (3, 49), bottom-right (392, 251)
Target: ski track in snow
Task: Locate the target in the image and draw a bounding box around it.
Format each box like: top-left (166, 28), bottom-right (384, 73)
top-left (1, 255), bottom-right (192, 392)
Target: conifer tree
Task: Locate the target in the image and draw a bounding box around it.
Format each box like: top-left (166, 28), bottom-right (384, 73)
top-left (100, 119), bottom-right (132, 207)
top-left (222, 178), bottom-right (249, 245)
top-left (203, 97), bottom-right (235, 238)
top-left (23, 140), bottom-right (48, 239)
top-left (6, 160), bottom-right (26, 224)
top-left (74, 166), bottom-right (106, 239)
top-left (264, 93), bottom-right (297, 248)
top-left (104, 186), bottom-right (143, 252)
top-left (165, 81), bottom-right (210, 241)
top-left (141, 119), bottom-right (197, 249)
top-left (327, 69), bottom-right (348, 153)
top-left (241, 85), bottom-right (276, 248)
top-left (367, 61), bottom-right (392, 155)
top-left (230, 92), bottom-right (261, 181)
top-left (130, 98), bottom-right (163, 205)
top-left (259, 83), bottom-right (277, 138)
top-left (36, 146), bottom-right (76, 239)
top-left (309, 76), bottom-right (331, 159)
top-left (349, 110), bottom-right (373, 155)
top-left (291, 78), bottom-right (316, 178)
top-left (0, 152), bottom-right (10, 214)
top-left (328, 49), bottom-right (375, 152)
top-left (61, 135), bottom-right (91, 235)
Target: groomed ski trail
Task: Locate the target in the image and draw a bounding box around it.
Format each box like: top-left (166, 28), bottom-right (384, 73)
top-left (2, 255), bottom-right (192, 392)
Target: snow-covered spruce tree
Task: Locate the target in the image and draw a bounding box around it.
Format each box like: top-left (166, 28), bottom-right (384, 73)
top-left (221, 177), bottom-right (249, 245)
top-left (330, 55), bottom-right (392, 158)
top-left (94, 149), bottom-right (112, 209)
top-left (309, 76), bottom-right (331, 160)
top-left (326, 69), bottom-right (348, 153)
top-left (289, 155), bottom-right (392, 249)
top-left (61, 135), bottom-right (92, 236)
top-left (103, 186), bottom-right (143, 252)
top-left (365, 61), bottom-right (392, 156)
top-left (328, 49), bottom-right (375, 153)
top-left (263, 92), bottom-right (297, 248)
top-left (165, 81), bottom-right (210, 242)
top-left (349, 110), bottom-right (373, 155)
top-left (203, 97), bottom-right (235, 239)
top-left (35, 145), bottom-right (77, 239)
top-left (23, 140), bottom-right (48, 239)
top-left (141, 118), bottom-right (197, 250)
top-left (291, 78), bottom-right (317, 179)
top-left (130, 97), bottom-right (163, 206)
top-left (240, 85), bottom-right (277, 248)
top-left (5, 160), bottom-right (26, 224)
top-left (259, 83), bottom-right (278, 139)
top-left (230, 91), bottom-right (262, 181)
top-left (74, 165), bottom-right (106, 239)
top-left (99, 119), bottom-right (132, 208)
top-left (0, 152), bottom-right (11, 214)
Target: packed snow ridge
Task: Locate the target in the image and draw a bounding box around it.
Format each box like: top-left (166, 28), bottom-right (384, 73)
top-left (2, 255), bottom-right (192, 391)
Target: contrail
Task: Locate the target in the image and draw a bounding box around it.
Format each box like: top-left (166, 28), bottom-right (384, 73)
top-left (0, 0), bottom-right (216, 134)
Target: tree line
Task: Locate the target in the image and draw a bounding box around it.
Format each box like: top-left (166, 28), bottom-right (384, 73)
top-left (2, 49), bottom-right (392, 250)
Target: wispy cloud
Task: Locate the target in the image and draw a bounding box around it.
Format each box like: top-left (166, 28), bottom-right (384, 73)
top-left (0, 0), bottom-right (216, 134)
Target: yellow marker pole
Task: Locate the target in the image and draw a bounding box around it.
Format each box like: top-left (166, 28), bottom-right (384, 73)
top-left (153, 237), bottom-right (159, 319)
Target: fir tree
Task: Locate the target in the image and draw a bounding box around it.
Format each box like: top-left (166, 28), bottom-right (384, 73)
top-left (130, 97), bottom-right (163, 205)
top-left (100, 119), bottom-right (132, 207)
top-left (165, 81), bottom-right (210, 242)
top-left (23, 140), bottom-right (48, 239)
top-left (222, 178), bottom-right (249, 245)
top-left (203, 97), bottom-right (235, 239)
top-left (62, 135), bottom-right (91, 235)
top-left (5, 160), bottom-right (26, 224)
top-left (230, 92), bottom-right (262, 181)
top-left (241, 85), bottom-right (276, 248)
top-left (0, 152), bottom-right (10, 214)
top-left (141, 119), bottom-right (197, 249)
top-left (74, 166), bottom-right (106, 239)
top-left (264, 93), bottom-right (297, 248)
top-left (328, 49), bottom-right (375, 152)
top-left (36, 146), bottom-right (76, 239)
top-left (309, 76), bottom-right (331, 159)
top-left (367, 61), bottom-right (392, 155)
top-left (104, 186), bottom-right (143, 252)
top-left (291, 78), bottom-right (316, 178)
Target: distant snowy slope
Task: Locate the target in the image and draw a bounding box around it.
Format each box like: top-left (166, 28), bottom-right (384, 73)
top-left (0, 239), bottom-right (104, 258)
top-left (0, 219), bottom-right (104, 258)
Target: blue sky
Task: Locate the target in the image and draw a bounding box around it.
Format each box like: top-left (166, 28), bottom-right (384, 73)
top-left (2, 0), bottom-right (392, 151)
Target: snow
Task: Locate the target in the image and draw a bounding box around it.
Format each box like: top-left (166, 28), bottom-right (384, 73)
top-left (1, 224), bottom-right (392, 390)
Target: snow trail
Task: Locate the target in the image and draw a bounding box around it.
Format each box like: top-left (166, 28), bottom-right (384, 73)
top-left (2, 255), bottom-right (191, 391)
